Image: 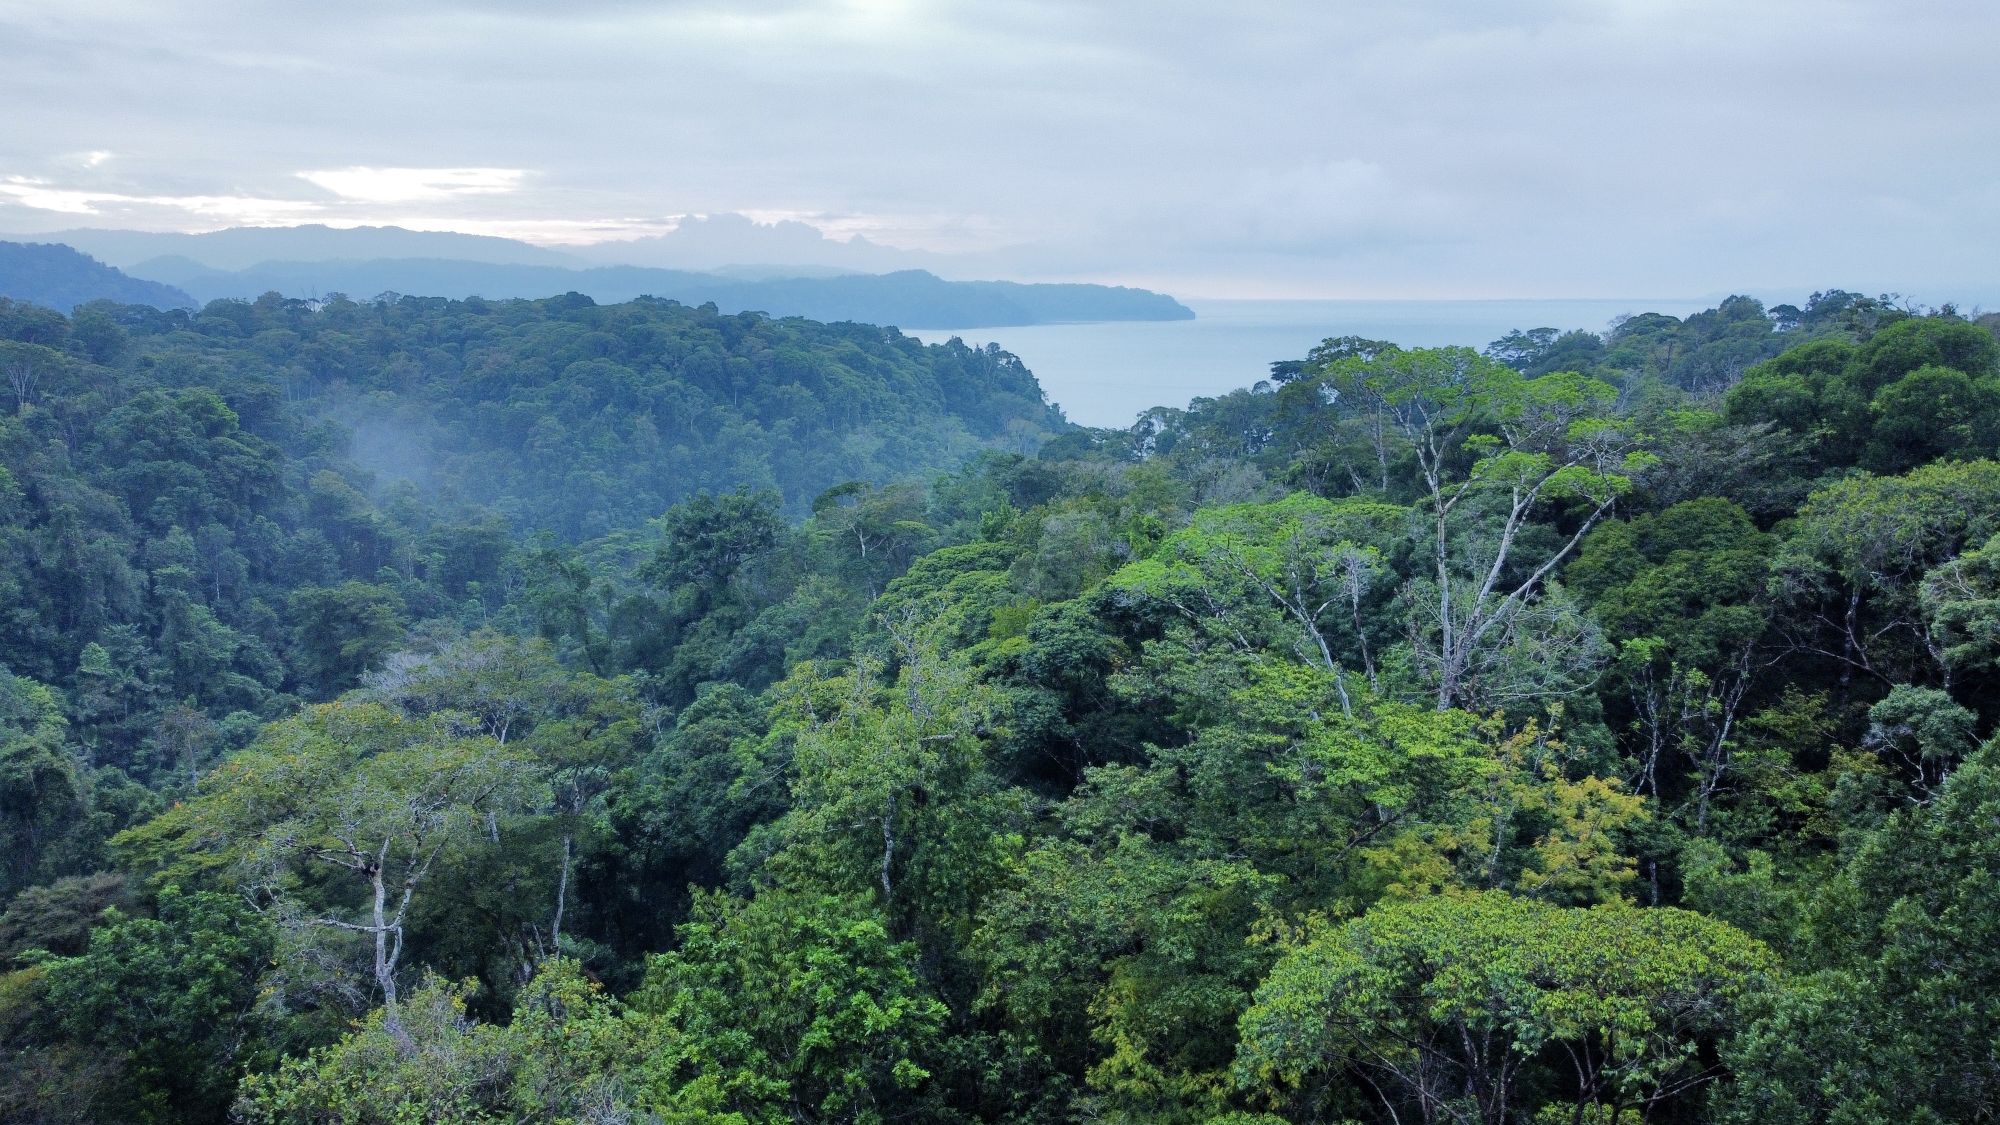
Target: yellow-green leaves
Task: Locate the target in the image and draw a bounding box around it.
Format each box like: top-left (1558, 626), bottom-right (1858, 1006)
top-left (119, 702), bottom-right (534, 889)
top-left (1356, 717), bottom-right (1648, 906)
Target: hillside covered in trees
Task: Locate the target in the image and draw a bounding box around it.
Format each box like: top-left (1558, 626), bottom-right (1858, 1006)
top-left (0, 242), bottom-right (195, 312)
top-left (0, 232), bottom-right (1196, 330)
top-left (4, 288), bottom-right (2000, 1124)
top-left (130, 258), bottom-right (1196, 329)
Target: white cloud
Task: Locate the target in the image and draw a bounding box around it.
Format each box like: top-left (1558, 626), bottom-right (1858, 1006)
top-left (0, 178), bottom-right (101, 215)
top-left (297, 166), bottom-right (525, 203)
top-left (0, 177), bottom-right (321, 224)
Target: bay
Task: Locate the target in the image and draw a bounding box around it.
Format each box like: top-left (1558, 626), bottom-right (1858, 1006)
top-left (907, 296), bottom-right (1715, 428)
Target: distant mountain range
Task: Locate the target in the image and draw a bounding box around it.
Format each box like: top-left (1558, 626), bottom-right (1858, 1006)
top-left (30, 224), bottom-right (582, 272)
top-left (0, 242), bottom-right (195, 311)
top-left (566, 213), bottom-right (948, 273)
top-left (124, 255), bottom-right (1190, 328)
top-left (24, 216), bottom-right (940, 276)
top-left (0, 223), bottom-right (1194, 328)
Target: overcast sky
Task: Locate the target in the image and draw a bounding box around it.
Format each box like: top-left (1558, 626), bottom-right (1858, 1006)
top-left (1, 0), bottom-right (1995, 299)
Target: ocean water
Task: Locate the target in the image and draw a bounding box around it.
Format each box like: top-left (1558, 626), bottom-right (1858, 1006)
top-left (907, 297), bottom-right (1713, 428)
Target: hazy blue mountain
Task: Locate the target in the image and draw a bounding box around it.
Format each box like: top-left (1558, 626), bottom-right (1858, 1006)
top-left (17, 224), bottom-right (586, 272)
top-left (132, 256), bottom-right (1194, 327)
top-left (0, 241), bottom-right (195, 310)
top-left (572, 212), bottom-right (946, 272)
top-left (5, 217), bottom-right (1043, 284)
top-left (15, 217), bottom-right (929, 276)
top-left (705, 263), bottom-right (866, 280)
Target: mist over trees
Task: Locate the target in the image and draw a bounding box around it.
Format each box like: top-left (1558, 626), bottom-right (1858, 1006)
top-left (3, 287), bottom-right (2000, 1123)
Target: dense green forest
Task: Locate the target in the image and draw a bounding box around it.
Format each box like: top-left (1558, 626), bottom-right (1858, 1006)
top-left (4, 286), bottom-right (2000, 1124)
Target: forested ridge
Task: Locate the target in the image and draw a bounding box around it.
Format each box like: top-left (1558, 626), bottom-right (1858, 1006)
top-left (0, 235), bottom-right (1196, 332)
top-left (4, 286), bottom-right (2000, 1124)
top-left (130, 258), bottom-right (1197, 330)
top-left (0, 243), bottom-right (195, 313)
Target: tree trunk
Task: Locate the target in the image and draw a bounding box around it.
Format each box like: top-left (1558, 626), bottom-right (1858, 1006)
top-left (370, 859), bottom-right (412, 1050)
top-left (550, 833), bottom-right (573, 952)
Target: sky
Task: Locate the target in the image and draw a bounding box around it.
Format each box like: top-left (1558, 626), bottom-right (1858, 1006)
top-left (1, 0), bottom-right (1995, 299)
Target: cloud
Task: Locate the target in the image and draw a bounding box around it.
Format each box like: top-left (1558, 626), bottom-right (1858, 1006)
top-left (0, 177), bottom-right (321, 224)
top-left (297, 167), bottom-right (526, 203)
top-left (1193, 160), bottom-right (1467, 255)
top-left (1, 1), bottom-right (1996, 295)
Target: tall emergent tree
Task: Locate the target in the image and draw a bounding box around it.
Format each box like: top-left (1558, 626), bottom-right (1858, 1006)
top-left (120, 703), bottom-right (534, 1043)
top-left (1320, 347), bottom-right (1651, 708)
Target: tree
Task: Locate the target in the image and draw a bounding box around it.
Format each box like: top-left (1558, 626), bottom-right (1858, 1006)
top-left (1359, 717), bottom-right (1649, 907)
top-left (632, 890), bottom-right (948, 1123)
top-left (1864, 364), bottom-right (2000, 472)
top-left (118, 702), bottom-right (534, 1044)
top-left (0, 873), bottom-right (130, 963)
top-left (287, 582), bottom-right (408, 696)
top-left (38, 887), bottom-right (275, 1124)
top-left (1237, 891), bottom-right (1773, 1125)
top-left (619, 681), bottom-right (780, 951)
top-left (1320, 348), bottom-right (1647, 708)
top-left (237, 960), bottom-right (651, 1125)
top-left (972, 667), bottom-right (1634, 1119)
top-left (1719, 737), bottom-right (2000, 1122)
top-left (1109, 493), bottom-right (1404, 710)
top-left (1861, 684), bottom-right (1976, 798)
top-left (763, 622), bottom-right (1010, 942)
top-left (0, 669), bottom-right (143, 900)
top-left (811, 481), bottom-right (936, 599)
top-left (1725, 314), bottom-right (2000, 472)
top-left (1486, 328), bottom-right (1561, 372)
top-left (1568, 498), bottom-right (1773, 826)
top-left (1919, 531), bottom-right (2000, 677)
top-left (1771, 459), bottom-right (2000, 693)
top-left (2, 345), bottom-right (47, 414)
top-left (642, 487), bottom-right (784, 612)
top-left (362, 632), bottom-right (644, 966)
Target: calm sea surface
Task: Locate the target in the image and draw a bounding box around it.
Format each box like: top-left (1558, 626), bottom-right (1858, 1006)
top-left (907, 297), bottom-right (1712, 428)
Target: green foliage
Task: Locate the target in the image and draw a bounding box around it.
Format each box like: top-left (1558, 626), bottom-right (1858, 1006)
top-left (0, 292), bottom-right (1060, 789)
top-left (0, 872), bottom-right (130, 963)
top-left (149, 292), bottom-right (1060, 538)
top-left (3, 296), bottom-right (1998, 1123)
top-left (117, 701), bottom-right (539, 1029)
top-left (1725, 312), bottom-right (1999, 471)
top-left (1865, 363), bottom-right (2000, 471)
top-left (239, 960), bottom-right (653, 1125)
top-left (1238, 891), bottom-right (1773, 1124)
top-left (761, 631), bottom-right (1016, 949)
top-left (1720, 737), bottom-right (2000, 1122)
top-left (0, 669), bottom-right (154, 901)
top-left (633, 890), bottom-right (948, 1123)
top-left (1109, 492), bottom-right (1403, 700)
top-left (1773, 459), bottom-right (2000, 689)
top-left (1921, 530), bottom-right (2000, 675)
top-left (37, 887), bottom-right (276, 1124)
top-left (288, 581), bottom-right (408, 695)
